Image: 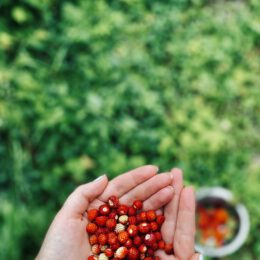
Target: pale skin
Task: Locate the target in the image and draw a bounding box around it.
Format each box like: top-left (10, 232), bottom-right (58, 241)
top-left (36, 165), bottom-right (201, 260)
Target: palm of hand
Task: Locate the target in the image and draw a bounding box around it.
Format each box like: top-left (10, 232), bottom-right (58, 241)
top-left (37, 166), bottom-right (199, 260)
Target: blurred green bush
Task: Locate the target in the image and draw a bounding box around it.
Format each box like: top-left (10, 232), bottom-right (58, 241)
top-left (0, 0), bottom-right (260, 259)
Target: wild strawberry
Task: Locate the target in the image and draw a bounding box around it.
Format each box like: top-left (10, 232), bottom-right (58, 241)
top-left (109, 210), bottom-right (118, 220)
top-left (96, 227), bottom-right (109, 235)
top-left (96, 216), bottom-right (108, 227)
top-left (147, 248), bottom-right (155, 256)
top-left (127, 247), bottom-right (139, 260)
top-left (144, 257), bottom-right (153, 260)
top-left (155, 257), bottom-right (161, 260)
top-left (98, 233), bottom-right (108, 245)
top-left (146, 210), bottom-right (156, 222)
top-left (88, 209), bottom-right (99, 222)
top-left (111, 242), bottom-right (120, 251)
top-left (127, 225), bottom-right (138, 237)
top-left (133, 200), bottom-right (143, 210)
top-left (139, 212), bottom-right (147, 222)
top-left (106, 219), bottom-right (117, 230)
top-left (150, 221), bottom-right (159, 231)
top-left (108, 195), bottom-right (119, 208)
top-left (99, 204), bottom-right (111, 215)
top-left (98, 253), bottom-right (108, 260)
top-left (88, 255), bottom-right (98, 260)
top-left (156, 215), bottom-right (165, 225)
top-left (138, 244), bottom-right (148, 254)
top-left (144, 233), bottom-right (156, 246)
top-left (128, 216), bottom-right (137, 225)
top-left (115, 223), bottom-right (125, 233)
top-left (118, 231), bottom-right (129, 244)
top-left (158, 240), bottom-right (165, 249)
top-left (138, 222), bottom-right (150, 234)
top-left (128, 207), bottom-right (137, 216)
top-left (164, 243), bottom-right (174, 254)
top-left (124, 238), bottom-right (133, 248)
top-left (105, 248), bottom-right (114, 257)
top-left (140, 253), bottom-right (146, 260)
top-left (119, 215), bottom-right (128, 224)
top-left (133, 236), bottom-right (142, 246)
top-left (151, 242), bottom-right (158, 250)
top-left (154, 231), bottom-right (162, 241)
top-left (89, 234), bottom-right (98, 245)
top-left (86, 223), bottom-right (98, 234)
top-left (91, 244), bottom-right (101, 254)
top-left (117, 205), bottom-right (129, 215)
top-left (114, 246), bottom-right (128, 259)
top-left (108, 232), bottom-right (118, 245)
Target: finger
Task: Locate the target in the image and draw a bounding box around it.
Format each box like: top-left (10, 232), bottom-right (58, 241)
top-left (161, 168), bottom-right (183, 243)
top-left (142, 186), bottom-right (174, 211)
top-left (120, 173), bottom-right (172, 205)
top-left (190, 253), bottom-right (203, 260)
top-left (99, 165), bottom-right (158, 201)
top-left (174, 187), bottom-right (196, 260)
top-left (156, 250), bottom-right (176, 260)
top-left (62, 175), bottom-right (108, 217)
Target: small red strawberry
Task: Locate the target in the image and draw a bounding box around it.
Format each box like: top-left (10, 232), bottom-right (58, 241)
top-left (158, 240), bottom-right (165, 249)
top-left (118, 231), bottom-right (129, 244)
top-left (127, 247), bottom-right (139, 260)
top-left (114, 246), bottom-right (128, 259)
top-left (138, 244), bottom-right (148, 254)
top-left (95, 216), bottom-right (108, 227)
top-left (108, 232), bottom-right (118, 245)
top-left (146, 210), bottom-right (156, 222)
top-left (106, 219), bottom-right (117, 230)
top-left (128, 207), bottom-right (137, 216)
top-left (98, 233), bottom-right (108, 245)
top-left (99, 204), bottom-right (111, 215)
top-left (133, 200), bottom-right (143, 210)
top-left (89, 234), bottom-right (98, 245)
top-left (138, 222), bottom-right (150, 234)
top-left (105, 248), bottom-right (114, 257)
top-left (133, 236), bottom-right (142, 247)
top-left (144, 233), bottom-right (156, 246)
top-left (147, 248), bottom-right (155, 256)
top-left (108, 195), bottom-right (120, 208)
top-left (86, 223), bottom-right (98, 234)
top-left (150, 221), bottom-right (159, 231)
top-left (128, 216), bottom-right (137, 225)
top-left (156, 215), bottom-right (165, 225)
top-left (127, 225), bottom-right (138, 237)
top-left (154, 231), bottom-right (162, 241)
top-left (96, 227), bottom-right (109, 235)
top-left (124, 238), bottom-right (133, 248)
top-left (88, 209), bottom-right (99, 222)
top-left (139, 212), bottom-right (147, 222)
top-left (109, 210), bottom-right (118, 220)
top-left (88, 255), bottom-right (98, 260)
top-left (144, 257), bottom-right (153, 260)
top-left (91, 244), bottom-right (101, 254)
top-left (117, 205), bottom-right (129, 215)
top-left (164, 243), bottom-right (174, 254)
top-left (111, 241), bottom-right (120, 251)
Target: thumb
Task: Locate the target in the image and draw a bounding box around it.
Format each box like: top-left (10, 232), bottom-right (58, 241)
top-left (190, 253), bottom-right (203, 260)
top-left (62, 175), bottom-right (108, 217)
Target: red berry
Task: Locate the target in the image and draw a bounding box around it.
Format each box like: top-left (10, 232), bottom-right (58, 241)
top-left (109, 210), bottom-right (118, 220)
top-left (133, 235), bottom-right (142, 247)
top-left (96, 216), bottom-right (108, 227)
top-left (108, 232), bottom-right (118, 245)
top-left (86, 223), bottom-right (98, 234)
top-left (128, 207), bottom-right (137, 216)
top-left (118, 231), bottom-right (129, 244)
top-left (133, 200), bottom-right (143, 210)
top-left (138, 244), bottom-right (148, 254)
top-left (127, 247), bottom-right (139, 260)
top-left (147, 248), bottom-right (155, 256)
top-left (158, 240), bottom-right (165, 249)
top-left (96, 227), bottom-right (109, 235)
top-left (138, 222), bottom-right (150, 234)
top-left (114, 246), bottom-right (128, 259)
top-left (105, 248), bottom-right (114, 257)
top-left (150, 221), bottom-right (159, 231)
top-left (124, 238), bottom-right (133, 248)
top-left (98, 233), bottom-right (108, 245)
top-left (89, 234), bottom-right (98, 245)
top-left (108, 195), bottom-right (120, 208)
top-left (127, 225), bottom-right (138, 237)
top-left (128, 216), bottom-right (137, 225)
top-left (91, 244), bottom-right (100, 254)
top-left (88, 255), bottom-right (98, 260)
top-left (156, 215), bottom-right (165, 225)
top-left (117, 205), bottom-right (129, 215)
top-left (139, 212), bottom-right (147, 222)
top-left (106, 219), bottom-right (117, 230)
top-left (146, 210), bottom-right (156, 222)
top-left (164, 243), bottom-right (174, 254)
top-left (88, 209), bottom-right (99, 221)
top-left (144, 233), bottom-right (156, 246)
top-left (111, 241), bottom-right (120, 251)
top-left (144, 257), bottom-right (153, 260)
top-left (154, 231), bottom-right (162, 241)
top-left (99, 204), bottom-right (111, 215)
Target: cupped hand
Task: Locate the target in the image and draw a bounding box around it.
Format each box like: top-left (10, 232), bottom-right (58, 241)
top-left (156, 168), bottom-right (201, 260)
top-left (36, 165), bottom-right (174, 260)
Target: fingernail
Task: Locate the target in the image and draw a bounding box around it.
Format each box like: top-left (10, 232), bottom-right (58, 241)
top-left (94, 174), bottom-right (106, 182)
top-left (199, 254), bottom-right (204, 260)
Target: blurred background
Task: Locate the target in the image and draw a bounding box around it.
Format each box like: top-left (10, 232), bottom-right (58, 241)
top-left (0, 0), bottom-right (260, 259)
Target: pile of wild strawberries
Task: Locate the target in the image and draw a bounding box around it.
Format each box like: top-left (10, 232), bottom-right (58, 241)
top-left (86, 195), bottom-right (173, 260)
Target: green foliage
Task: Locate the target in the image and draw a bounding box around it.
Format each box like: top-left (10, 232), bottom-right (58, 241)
top-left (1, 0), bottom-right (260, 259)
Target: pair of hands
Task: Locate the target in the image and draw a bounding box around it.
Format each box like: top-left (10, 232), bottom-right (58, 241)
top-left (36, 165), bottom-right (201, 260)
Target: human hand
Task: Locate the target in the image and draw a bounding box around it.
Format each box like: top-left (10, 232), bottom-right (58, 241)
top-left (157, 168), bottom-right (202, 260)
top-left (36, 165), bottom-right (174, 260)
